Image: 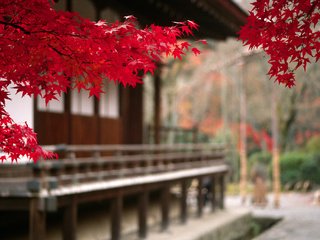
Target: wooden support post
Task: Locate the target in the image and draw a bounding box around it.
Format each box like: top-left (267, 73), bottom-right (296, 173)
top-left (197, 177), bottom-right (204, 217)
top-left (138, 191), bottom-right (148, 239)
top-left (180, 180), bottom-right (188, 224)
top-left (29, 198), bottom-right (46, 240)
top-left (161, 185), bottom-right (170, 231)
top-left (211, 176), bottom-right (217, 212)
top-left (62, 197), bottom-right (77, 240)
top-left (111, 195), bottom-right (123, 240)
top-left (154, 66), bottom-right (162, 144)
top-left (219, 175), bottom-right (225, 209)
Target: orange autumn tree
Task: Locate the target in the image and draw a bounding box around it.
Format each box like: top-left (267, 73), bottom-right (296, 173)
top-left (0, 0), bottom-right (202, 161)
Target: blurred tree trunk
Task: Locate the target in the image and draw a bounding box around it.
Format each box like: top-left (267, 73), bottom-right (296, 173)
top-left (239, 61), bottom-right (247, 204)
top-left (271, 86), bottom-right (280, 208)
top-left (279, 83), bottom-right (307, 151)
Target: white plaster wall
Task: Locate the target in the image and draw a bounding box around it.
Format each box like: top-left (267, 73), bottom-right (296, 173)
top-left (5, 87), bottom-right (34, 128)
top-left (2, 88), bottom-right (34, 164)
top-left (100, 81), bottom-right (119, 118)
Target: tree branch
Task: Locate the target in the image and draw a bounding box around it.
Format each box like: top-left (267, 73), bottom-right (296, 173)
top-left (0, 20), bottom-right (31, 34)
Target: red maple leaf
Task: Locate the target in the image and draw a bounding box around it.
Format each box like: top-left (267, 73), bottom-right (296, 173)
top-left (0, 0), bottom-right (202, 162)
top-left (239, 0), bottom-right (320, 87)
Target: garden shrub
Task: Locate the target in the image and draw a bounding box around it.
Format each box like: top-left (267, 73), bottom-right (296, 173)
top-left (305, 136), bottom-right (320, 154)
top-left (280, 152), bottom-right (320, 187)
top-left (300, 154), bottom-right (320, 185)
top-left (280, 152), bottom-right (307, 185)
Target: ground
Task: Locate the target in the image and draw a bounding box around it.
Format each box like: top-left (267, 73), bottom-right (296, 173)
top-left (227, 191), bottom-right (320, 240)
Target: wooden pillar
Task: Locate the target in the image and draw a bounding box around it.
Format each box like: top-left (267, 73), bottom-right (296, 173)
top-left (197, 177), bottom-right (204, 217)
top-left (180, 180), bottom-right (188, 224)
top-left (154, 66), bottom-right (162, 144)
top-left (111, 195), bottom-right (123, 240)
top-left (219, 175), bottom-right (225, 209)
top-left (66, 0), bottom-right (72, 11)
top-left (64, 90), bottom-right (72, 145)
top-left (138, 191), bottom-right (148, 239)
top-left (121, 85), bottom-right (144, 144)
top-left (161, 185), bottom-right (170, 231)
top-left (62, 197), bottom-right (77, 240)
top-left (29, 198), bottom-right (46, 240)
top-left (211, 176), bottom-right (217, 212)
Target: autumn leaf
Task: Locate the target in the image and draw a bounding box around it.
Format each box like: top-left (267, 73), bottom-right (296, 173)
top-left (192, 47), bottom-right (201, 56)
top-left (0, 0), bottom-right (202, 162)
top-left (239, 0), bottom-right (320, 87)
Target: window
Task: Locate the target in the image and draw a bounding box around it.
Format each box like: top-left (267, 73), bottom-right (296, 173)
top-left (99, 81), bottom-right (119, 118)
top-left (37, 94), bottom-right (64, 113)
top-left (71, 89), bottom-right (94, 116)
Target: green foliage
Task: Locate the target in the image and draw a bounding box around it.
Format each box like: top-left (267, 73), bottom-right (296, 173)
top-left (280, 152), bottom-right (320, 186)
top-left (305, 136), bottom-right (320, 154)
top-left (249, 151), bottom-right (272, 168)
top-left (300, 154), bottom-right (320, 184)
top-left (280, 152), bottom-right (306, 184)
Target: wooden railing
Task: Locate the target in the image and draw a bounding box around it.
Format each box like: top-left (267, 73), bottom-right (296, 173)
top-left (146, 125), bottom-right (211, 144)
top-left (0, 144), bottom-right (228, 240)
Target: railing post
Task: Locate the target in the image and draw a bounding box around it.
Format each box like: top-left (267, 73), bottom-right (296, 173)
top-left (138, 191), bottom-right (148, 239)
top-left (92, 151), bottom-right (103, 180)
top-left (197, 177), bottom-right (204, 217)
top-left (180, 180), bottom-right (188, 224)
top-left (62, 196), bottom-right (77, 240)
top-left (29, 198), bottom-right (46, 240)
top-left (111, 194), bottom-right (123, 240)
top-left (161, 185), bottom-right (170, 231)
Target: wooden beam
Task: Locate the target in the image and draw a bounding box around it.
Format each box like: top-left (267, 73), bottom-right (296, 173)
top-left (138, 191), bottom-right (148, 238)
top-left (29, 198), bottom-right (46, 240)
top-left (111, 194), bottom-right (123, 240)
top-left (197, 177), bottom-right (204, 217)
top-left (180, 180), bottom-right (188, 224)
top-left (211, 176), bottom-right (217, 212)
top-left (62, 196), bottom-right (77, 240)
top-left (161, 185), bottom-right (170, 231)
top-left (219, 175), bottom-right (225, 209)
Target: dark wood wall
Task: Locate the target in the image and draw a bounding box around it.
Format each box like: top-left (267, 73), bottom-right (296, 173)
top-left (35, 112), bottom-right (69, 145)
top-left (99, 117), bottom-right (123, 144)
top-left (34, 90), bottom-right (137, 145)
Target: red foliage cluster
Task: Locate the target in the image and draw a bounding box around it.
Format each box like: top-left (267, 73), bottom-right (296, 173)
top-left (0, 114), bottom-right (56, 162)
top-left (0, 0), bottom-right (202, 162)
top-left (239, 0), bottom-right (320, 87)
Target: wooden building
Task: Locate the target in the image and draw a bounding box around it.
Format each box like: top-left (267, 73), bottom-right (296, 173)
top-left (0, 2), bottom-right (249, 239)
top-left (8, 0), bottom-right (247, 146)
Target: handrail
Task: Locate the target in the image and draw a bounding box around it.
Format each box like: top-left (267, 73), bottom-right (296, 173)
top-left (1, 144), bottom-right (227, 197)
top-left (42, 143), bottom-right (225, 153)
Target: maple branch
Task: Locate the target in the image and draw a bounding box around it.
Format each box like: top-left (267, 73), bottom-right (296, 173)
top-left (0, 20), bottom-right (31, 35)
top-left (0, 20), bottom-right (89, 39)
top-left (48, 44), bottom-right (72, 58)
